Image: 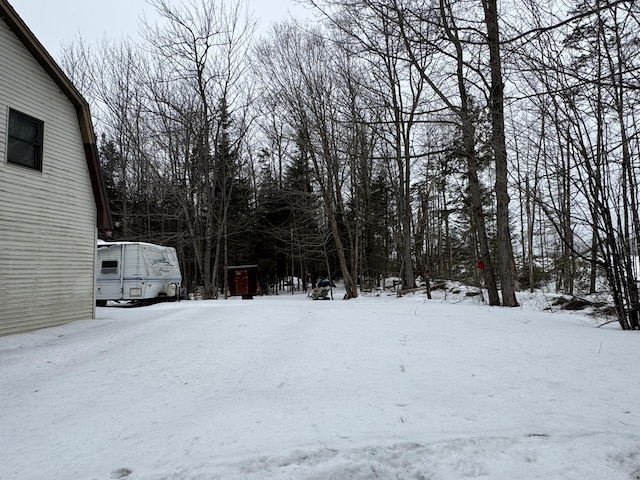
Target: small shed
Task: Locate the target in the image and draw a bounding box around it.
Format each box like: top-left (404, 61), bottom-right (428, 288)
top-left (226, 265), bottom-right (261, 299)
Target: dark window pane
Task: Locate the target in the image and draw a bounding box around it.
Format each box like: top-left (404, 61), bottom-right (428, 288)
top-left (8, 138), bottom-right (38, 168)
top-left (101, 260), bottom-right (118, 274)
top-left (7, 109), bottom-right (43, 171)
top-left (9, 116), bottom-right (40, 143)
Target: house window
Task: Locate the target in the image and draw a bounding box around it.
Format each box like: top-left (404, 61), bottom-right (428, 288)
top-left (101, 260), bottom-right (118, 274)
top-left (7, 109), bottom-right (44, 170)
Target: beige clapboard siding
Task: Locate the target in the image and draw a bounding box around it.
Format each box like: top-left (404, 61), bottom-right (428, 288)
top-left (0, 16), bottom-right (97, 335)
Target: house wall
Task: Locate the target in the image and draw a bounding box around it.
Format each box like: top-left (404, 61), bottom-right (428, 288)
top-left (0, 17), bottom-right (97, 335)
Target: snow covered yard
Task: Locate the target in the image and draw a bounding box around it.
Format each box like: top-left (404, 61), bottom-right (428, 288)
top-left (1, 289), bottom-right (639, 479)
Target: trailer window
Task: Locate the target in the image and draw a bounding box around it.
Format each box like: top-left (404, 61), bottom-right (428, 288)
top-left (101, 260), bottom-right (118, 274)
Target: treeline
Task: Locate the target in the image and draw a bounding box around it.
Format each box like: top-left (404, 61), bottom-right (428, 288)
top-left (62, 0), bottom-right (640, 329)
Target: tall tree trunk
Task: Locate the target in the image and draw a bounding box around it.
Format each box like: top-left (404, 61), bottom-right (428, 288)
top-left (609, 6), bottom-right (640, 328)
top-left (482, 0), bottom-right (519, 306)
top-left (328, 202), bottom-right (358, 299)
top-left (464, 117), bottom-right (500, 305)
top-left (400, 148), bottom-right (415, 290)
top-left (438, 0), bottom-right (500, 304)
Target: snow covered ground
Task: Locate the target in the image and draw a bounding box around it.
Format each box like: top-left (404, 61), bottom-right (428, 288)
top-left (1, 286), bottom-right (639, 479)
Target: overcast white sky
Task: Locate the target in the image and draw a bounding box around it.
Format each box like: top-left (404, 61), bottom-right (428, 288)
top-left (9, 0), bottom-right (311, 59)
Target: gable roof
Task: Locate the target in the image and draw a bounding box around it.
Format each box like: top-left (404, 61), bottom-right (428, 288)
top-left (0, 0), bottom-right (112, 230)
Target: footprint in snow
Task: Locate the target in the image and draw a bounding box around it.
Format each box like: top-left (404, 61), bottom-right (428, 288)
top-left (111, 468), bottom-right (132, 479)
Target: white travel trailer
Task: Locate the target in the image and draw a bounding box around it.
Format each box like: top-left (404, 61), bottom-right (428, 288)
top-left (96, 241), bottom-right (182, 305)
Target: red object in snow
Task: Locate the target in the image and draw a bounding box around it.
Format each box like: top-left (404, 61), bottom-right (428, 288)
top-left (477, 261), bottom-right (484, 270)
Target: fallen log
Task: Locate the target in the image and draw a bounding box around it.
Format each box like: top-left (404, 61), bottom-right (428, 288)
top-left (397, 286), bottom-right (428, 297)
